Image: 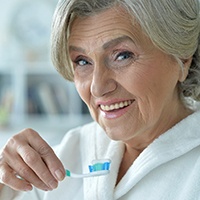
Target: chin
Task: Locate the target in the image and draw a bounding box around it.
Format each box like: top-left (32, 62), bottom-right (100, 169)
top-left (105, 128), bottom-right (126, 141)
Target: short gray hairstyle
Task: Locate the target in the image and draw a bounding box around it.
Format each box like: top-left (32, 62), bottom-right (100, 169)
top-left (51, 0), bottom-right (200, 102)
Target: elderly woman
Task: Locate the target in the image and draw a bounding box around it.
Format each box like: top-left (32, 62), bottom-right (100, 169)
top-left (0, 0), bottom-right (200, 199)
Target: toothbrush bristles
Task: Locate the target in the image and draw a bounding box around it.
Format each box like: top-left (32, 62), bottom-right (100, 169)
top-left (65, 159), bottom-right (111, 178)
top-left (89, 161), bottom-right (110, 172)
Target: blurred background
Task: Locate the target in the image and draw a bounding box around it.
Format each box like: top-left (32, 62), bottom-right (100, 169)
top-left (0, 0), bottom-right (92, 147)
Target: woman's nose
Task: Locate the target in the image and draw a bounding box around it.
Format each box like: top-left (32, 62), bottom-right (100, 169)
top-left (90, 66), bottom-right (117, 98)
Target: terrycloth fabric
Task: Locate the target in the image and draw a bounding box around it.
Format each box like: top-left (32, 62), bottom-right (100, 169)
top-left (1, 110), bottom-right (200, 200)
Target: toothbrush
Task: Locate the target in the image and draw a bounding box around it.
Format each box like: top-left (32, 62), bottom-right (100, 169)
top-left (65, 159), bottom-right (111, 178)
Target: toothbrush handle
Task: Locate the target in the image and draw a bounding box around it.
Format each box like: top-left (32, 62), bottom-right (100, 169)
top-left (65, 170), bottom-right (110, 178)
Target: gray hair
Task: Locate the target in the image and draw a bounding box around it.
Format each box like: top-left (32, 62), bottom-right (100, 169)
top-left (51, 0), bottom-right (200, 102)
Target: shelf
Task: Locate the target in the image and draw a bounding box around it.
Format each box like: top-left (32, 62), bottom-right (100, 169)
top-left (0, 63), bottom-right (15, 74)
top-left (0, 0), bottom-right (91, 148)
top-left (0, 64), bottom-right (90, 131)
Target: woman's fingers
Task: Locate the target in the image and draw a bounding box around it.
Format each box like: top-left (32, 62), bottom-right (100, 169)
top-left (4, 151), bottom-right (52, 191)
top-left (0, 164), bottom-right (33, 191)
top-left (24, 130), bottom-right (65, 182)
top-left (0, 128), bottom-right (65, 191)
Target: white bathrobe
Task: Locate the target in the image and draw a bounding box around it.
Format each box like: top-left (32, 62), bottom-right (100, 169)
top-left (1, 110), bottom-right (200, 200)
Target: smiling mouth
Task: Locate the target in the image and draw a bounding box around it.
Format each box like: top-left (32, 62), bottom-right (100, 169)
top-left (100, 100), bottom-right (134, 112)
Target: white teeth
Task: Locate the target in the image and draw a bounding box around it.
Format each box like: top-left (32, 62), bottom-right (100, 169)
top-left (100, 100), bottom-right (133, 111)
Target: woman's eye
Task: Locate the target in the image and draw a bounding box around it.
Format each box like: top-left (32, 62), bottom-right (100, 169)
top-left (108, 50), bottom-right (137, 69)
top-left (78, 60), bottom-right (87, 66)
top-left (74, 57), bottom-right (91, 67)
top-left (116, 51), bottom-right (134, 61)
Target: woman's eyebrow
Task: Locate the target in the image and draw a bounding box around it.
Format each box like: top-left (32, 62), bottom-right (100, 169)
top-left (69, 46), bottom-right (86, 53)
top-left (103, 36), bottom-right (134, 50)
top-left (68, 36), bottom-right (134, 53)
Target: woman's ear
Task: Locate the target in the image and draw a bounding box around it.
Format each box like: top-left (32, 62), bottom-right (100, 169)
top-left (178, 57), bottom-right (193, 82)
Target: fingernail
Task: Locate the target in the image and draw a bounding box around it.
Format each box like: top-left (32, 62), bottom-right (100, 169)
top-left (49, 180), bottom-right (58, 189)
top-left (55, 169), bottom-right (64, 181)
top-left (43, 187), bottom-right (52, 191)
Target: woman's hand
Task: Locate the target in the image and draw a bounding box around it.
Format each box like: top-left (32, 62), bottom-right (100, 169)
top-left (0, 129), bottom-right (65, 191)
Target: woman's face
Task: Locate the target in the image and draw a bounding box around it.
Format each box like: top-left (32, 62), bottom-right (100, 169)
top-left (68, 7), bottom-right (187, 147)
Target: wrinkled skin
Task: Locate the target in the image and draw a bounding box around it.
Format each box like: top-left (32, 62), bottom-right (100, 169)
top-left (68, 6), bottom-right (192, 182)
top-left (0, 6), bottom-right (192, 191)
top-left (0, 129), bottom-right (65, 191)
